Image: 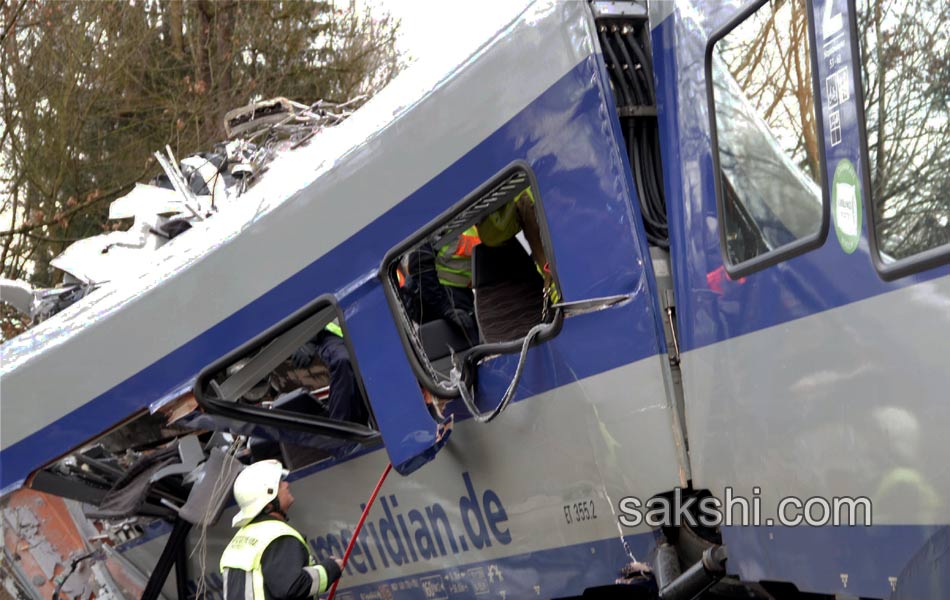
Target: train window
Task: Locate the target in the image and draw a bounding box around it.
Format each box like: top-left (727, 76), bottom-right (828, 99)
top-left (194, 295), bottom-right (379, 452)
top-left (380, 163), bottom-right (562, 401)
top-left (852, 0), bottom-right (950, 276)
top-left (706, 0), bottom-right (828, 277)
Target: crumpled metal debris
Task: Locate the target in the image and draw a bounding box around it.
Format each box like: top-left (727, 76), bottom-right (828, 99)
top-left (1, 95), bottom-right (364, 328)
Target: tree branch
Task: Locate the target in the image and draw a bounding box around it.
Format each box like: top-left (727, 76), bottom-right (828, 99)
top-left (0, 174), bottom-right (144, 237)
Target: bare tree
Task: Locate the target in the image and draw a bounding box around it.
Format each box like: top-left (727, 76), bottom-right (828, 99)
top-left (0, 0), bottom-right (400, 314)
top-left (857, 0), bottom-right (950, 258)
top-left (719, 0), bottom-right (820, 181)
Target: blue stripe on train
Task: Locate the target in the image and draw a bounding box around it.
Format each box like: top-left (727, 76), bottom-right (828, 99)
top-left (5, 13), bottom-right (950, 487)
top-left (182, 533), bottom-right (653, 600)
top-left (318, 525), bottom-right (947, 600)
top-left (0, 54), bottom-right (656, 490)
top-left (128, 524), bottom-right (948, 599)
top-left (723, 523), bottom-right (949, 599)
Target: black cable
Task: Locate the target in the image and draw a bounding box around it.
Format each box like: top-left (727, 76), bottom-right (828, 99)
top-left (597, 27), bottom-right (623, 104)
top-left (52, 551), bottom-right (95, 600)
top-left (640, 128), bottom-right (667, 223)
top-left (624, 29), bottom-right (656, 105)
top-left (632, 126), bottom-right (663, 229)
top-left (628, 122), bottom-right (648, 221)
top-left (633, 121), bottom-right (669, 247)
top-left (630, 124), bottom-right (667, 247)
top-left (603, 18), bottom-right (669, 248)
top-left (644, 125), bottom-right (666, 208)
top-left (599, 28), bottom-right (633, 107)
top-left (175, 533), bottom-right (190, 600)
top-left (649, 124), bottom-right (665, 193)
top-left (602, 30), bottom-right (634, 107)
top-left (611, 27), bottom-right (646, 106)
top-left (642, 133), bottom-right (668, 232)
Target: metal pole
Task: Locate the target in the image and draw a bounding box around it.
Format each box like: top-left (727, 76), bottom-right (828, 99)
top-left (326, 462), bottom-right (393, 600)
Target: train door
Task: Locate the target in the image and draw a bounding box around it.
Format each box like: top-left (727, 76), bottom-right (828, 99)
top-left (655, 0), bottom-right (950, 596)
top-left (338, 7), bottom-right (687, 590)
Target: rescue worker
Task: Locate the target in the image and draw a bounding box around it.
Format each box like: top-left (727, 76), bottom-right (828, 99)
top-left (434, 226), bottom-right (480, 290)
top-left (433, 226), bottom-right (480, 342)
top-left (403, 230), bottom-right (480, 344)
top-left (220, 460), bottom-right (342, 600)
top-left (476, 186), bottom-right (559, 303)
top-left (291, 321), bottom-right (368, 424)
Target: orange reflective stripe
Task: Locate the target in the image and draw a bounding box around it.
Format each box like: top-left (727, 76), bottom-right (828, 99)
top-left (454, 232), bottom-right (480, 258)
top-left (450, 227), bottom-right (480, 258)
top-left (436, 227), bottom-right (479, 288)
top-left (396, 267), bottom-right (406, 288)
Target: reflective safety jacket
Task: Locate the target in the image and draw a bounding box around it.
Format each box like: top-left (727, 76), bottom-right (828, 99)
top-left (220, 519), bottom-right (335, 600)
top-left (476, 187), bottom-right (534, 247)
top-left (324, 322), bottom-right (343, 338)
top-left (395, 265), bottom-right (407, 288)
top-left (476, 188), bottom-right (560, 303)
top-left (436, 226), bottom-right (481, 288)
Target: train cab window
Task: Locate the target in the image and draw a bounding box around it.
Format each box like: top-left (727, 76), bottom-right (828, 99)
top-left (242, 315), bottom-right (369, 425)
top-left (194, 296), bottom-right (378, 461)
top-left (381, 164), bottom-right (561, 398)
top-left (707, 0), bottom-right (827, 276)
top-left (852, 0), bottom-right (950, 275)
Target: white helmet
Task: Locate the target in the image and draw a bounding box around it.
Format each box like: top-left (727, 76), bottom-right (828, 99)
top-left (231, 459), bottom-right (289, 528)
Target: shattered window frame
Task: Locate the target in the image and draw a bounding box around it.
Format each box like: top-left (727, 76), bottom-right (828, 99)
top-left (193, 294), bottom-right (380, 441)
top-left (379, 161), bottom-right (564, 400)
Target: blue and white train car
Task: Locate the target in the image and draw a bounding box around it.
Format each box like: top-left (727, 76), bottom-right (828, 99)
top-left (2, 1), bottom-right (948, 599)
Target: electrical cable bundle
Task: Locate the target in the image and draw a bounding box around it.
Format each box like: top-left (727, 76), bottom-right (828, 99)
top-left (191, 437), bottom-right (244, 600)
top-left (598, 22), bottom-right (669, 248)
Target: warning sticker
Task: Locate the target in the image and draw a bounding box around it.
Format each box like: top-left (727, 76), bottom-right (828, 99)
top-left (829, 110), bottom-right (842, 146)
top-left (832, 159), bottom-right (862, 254)
top-left (826, 67), bottom-right (849, 110)
top-left (835, 67), bottom-right (850, 103)
top-left (827, 73), bottom-right (840, 108)
top-left (821, 1), bottom-right (850, 148)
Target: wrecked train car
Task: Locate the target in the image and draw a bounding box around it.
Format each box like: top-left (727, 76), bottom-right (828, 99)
top-left (3, 1), bottom-right (950, 599)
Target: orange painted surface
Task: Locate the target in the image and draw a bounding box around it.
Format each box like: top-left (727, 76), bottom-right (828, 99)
top-left (4, 488), bottom-right (88, 597)
top-left (3, 488), bottom-right (144, 598)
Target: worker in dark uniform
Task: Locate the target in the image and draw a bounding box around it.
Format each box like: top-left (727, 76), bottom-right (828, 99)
top-left (404, 231), bottom-right (479, 345)
top-left (291, 321), bottom-right (368, 424)
top-left (220, 460), bottom-right (342, 600)
top-left (433, 226), bottom-right (480, 343)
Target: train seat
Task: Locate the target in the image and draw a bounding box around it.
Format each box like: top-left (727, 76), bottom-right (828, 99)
top-left (472, 239), bottom-right (544, 343)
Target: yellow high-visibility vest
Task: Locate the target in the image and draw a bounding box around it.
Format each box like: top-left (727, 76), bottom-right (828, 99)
top-left (476, 188), bottom-right (534, 247)
top-left (220, 520), bottom-right (329, 599)
top-left (436, 226), bottom-right (481, 288)
top-left (476, 188), bottom-right (560, 303)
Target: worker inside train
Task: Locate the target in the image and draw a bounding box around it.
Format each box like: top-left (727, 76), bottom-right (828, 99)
top-left (473, 184), bottom-right (558, 343)
top-left (283, 320), bottom-right (368, 425)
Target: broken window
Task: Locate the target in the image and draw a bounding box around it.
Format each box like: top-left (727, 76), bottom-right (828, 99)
top-left (23, 299), bottom-right (384, 564)
top-left (194, 297), bottom-right (378, 441)
top-left (210, 315), bottom-right (369, 426)
top-left (382, 165), bottom-right (562, 400)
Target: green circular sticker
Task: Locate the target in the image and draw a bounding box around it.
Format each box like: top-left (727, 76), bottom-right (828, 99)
top-left (832, 159), bottom-right (862, 254)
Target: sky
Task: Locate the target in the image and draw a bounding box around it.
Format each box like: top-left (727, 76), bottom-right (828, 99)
top-left (0, 1), bottom-right (534, 257)
top-left (373, 0), bottom-right (532, 65)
